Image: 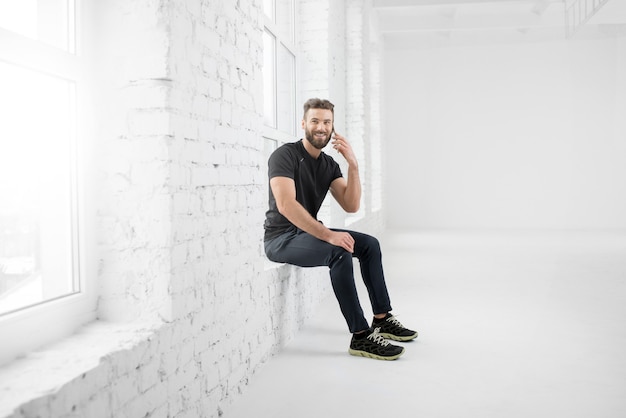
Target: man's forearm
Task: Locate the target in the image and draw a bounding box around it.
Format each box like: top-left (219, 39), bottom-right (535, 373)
top-left (279, 199), bottom-right (355, 253)
top-left (344, 164), bottom-right (362, 212)
top-left (279, 200), bottom-right (332, 242)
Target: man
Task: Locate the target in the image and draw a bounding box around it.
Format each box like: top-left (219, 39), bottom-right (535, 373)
top-left (264, 98), bottom-right (417, 360)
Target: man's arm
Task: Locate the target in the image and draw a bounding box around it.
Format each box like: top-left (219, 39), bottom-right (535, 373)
top-left (329, 132), bottom-right (361, 213)
top-left (270, 176), bottom-right (355, 253)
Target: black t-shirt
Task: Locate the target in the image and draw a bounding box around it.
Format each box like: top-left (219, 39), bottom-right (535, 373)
top-left (264, 140), bottom-right (343, 240)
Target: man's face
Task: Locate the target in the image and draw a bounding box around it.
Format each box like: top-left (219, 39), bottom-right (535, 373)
top-left (303, 108), bottom-right (333, 150)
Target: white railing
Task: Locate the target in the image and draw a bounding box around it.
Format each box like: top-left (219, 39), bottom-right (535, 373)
top-left (565, 0), bottom-right (612, 37)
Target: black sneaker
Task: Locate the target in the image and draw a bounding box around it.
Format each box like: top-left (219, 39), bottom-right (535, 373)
top-left (373, 314), bottom-right (418, 342)
top-left (349, 327), bottom-right (405, 361)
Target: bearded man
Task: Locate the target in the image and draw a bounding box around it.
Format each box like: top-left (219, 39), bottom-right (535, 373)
top-left (263, 98), bottom-right (418, 360)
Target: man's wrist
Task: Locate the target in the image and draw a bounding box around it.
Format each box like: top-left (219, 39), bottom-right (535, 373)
top-left (318, 226), bottom-right (334, 242)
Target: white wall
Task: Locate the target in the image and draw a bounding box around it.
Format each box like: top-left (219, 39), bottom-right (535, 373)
top-left (0, 0), bottom-right (386, 417)
top-left (384, 34), bottom-right (626, 230)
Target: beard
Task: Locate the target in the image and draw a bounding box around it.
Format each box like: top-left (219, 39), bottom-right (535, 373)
top-left (304, 127), bottom-right (332, 150)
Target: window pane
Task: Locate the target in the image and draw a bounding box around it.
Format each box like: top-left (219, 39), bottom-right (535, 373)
top-left (277, 44), bottom-right (296, 135)
top-left (0, 0), bottom-right (74, 52)
top-left (263, 30), bottom-right (276, 128)
top-left (0, 61), bottom-right (78, 316)
top-left (275, 0), bottom-right (294, 44)
top-left (263, 0), bottom-right (274, 19)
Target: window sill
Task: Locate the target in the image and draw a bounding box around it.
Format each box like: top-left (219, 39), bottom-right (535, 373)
top-left (0, 318), bottom-right (161, 417)
top-left (263, 259), bottom-right (286, 272)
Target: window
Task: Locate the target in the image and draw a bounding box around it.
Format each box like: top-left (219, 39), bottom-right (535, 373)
top-left (370, 50), bottom-right (383, 213)
top-left (0, 0), bottom-right (75, 52)
top-left (261, 0), bottom-right (297, 259)
top-left (262, 0), bottom-right (297, 145)
top-left (0, 62), bottom-right (78, 316)
top-left (0, 0), bottom-right (94, 365)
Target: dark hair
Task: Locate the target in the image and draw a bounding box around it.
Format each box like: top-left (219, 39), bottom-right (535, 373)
top-left (303, 98), bottom-right (335, 120)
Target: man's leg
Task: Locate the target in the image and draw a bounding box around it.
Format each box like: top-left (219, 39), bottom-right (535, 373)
top-left (333, 229), bottom-right (418, 342)
top-left (265, 229), bottom-right (370, 333)
top-left (266, 229), bottom-right (409, 360)
top-left (333, 229), bottom-right (392, 316)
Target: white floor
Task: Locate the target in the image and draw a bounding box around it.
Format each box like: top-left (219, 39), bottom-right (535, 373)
top-left (223, 231), bottom-right (626, 418)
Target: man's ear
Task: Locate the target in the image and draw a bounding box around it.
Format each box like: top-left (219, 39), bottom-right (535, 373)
top-left (301, 119), bottom-right (306, 129)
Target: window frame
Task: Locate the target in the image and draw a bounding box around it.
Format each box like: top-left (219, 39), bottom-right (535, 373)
top-left (262, 0), bottom-right (299, 145)
top-left (0, 0), bottom-right (96, 366)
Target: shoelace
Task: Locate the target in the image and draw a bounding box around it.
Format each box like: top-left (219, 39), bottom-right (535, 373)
top-left (367, 327), bottom-right (390, 346)
top-left (387, 315), bottom-right (405, 328)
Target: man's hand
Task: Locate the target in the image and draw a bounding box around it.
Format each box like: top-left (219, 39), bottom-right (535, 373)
top-left (327, 230), bottom-right (355, 253)
top-left (331, 132), bottom-right (358, 167)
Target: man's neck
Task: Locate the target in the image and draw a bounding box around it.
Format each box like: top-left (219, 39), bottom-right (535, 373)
top-left (301, 138), bottom-right (322, 159)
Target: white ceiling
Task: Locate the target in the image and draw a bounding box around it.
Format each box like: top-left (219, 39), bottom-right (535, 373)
top-left (373, 0), bottom-right (626, 49)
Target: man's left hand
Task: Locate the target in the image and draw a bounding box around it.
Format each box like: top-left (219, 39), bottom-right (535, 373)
top-left (331, 132), bottom-right (358, 167)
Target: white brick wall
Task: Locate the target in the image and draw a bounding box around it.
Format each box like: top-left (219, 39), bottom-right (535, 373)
top-left (0, 0), bottom-right (385, 417)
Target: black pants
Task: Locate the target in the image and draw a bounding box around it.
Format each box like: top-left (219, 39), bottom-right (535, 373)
top-left (264, 228), bottom-right (392, 333)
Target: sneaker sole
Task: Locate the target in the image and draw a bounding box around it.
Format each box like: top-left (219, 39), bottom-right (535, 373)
top-left (348, 347), bottom-right (405, 361)
top-left (379, 332), bottom-right (418, 342)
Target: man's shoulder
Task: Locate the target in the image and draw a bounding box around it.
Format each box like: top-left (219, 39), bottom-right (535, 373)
top-left (268, 141), bottom-right (304, 175)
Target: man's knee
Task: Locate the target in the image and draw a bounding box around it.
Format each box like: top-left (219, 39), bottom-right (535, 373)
top-left (360, 234), bottom-right (381, 255)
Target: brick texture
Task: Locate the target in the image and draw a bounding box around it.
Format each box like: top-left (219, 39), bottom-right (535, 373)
top-left (0, 0), bottom-right (385, 417)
